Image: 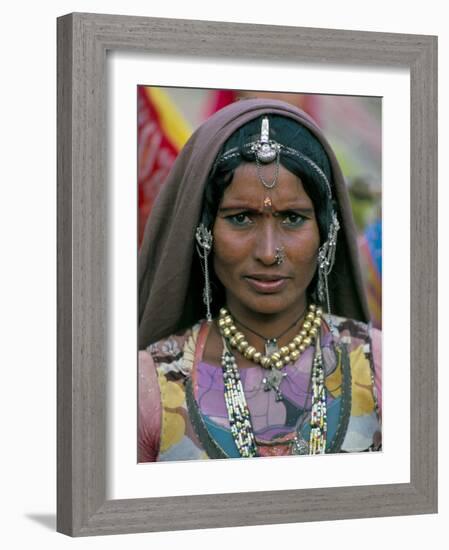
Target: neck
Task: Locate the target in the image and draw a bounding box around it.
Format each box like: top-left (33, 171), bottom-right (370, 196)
top-left (224, 296), bottom-right (309, 348)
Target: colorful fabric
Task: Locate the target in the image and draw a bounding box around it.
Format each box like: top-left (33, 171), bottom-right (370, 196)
top-left (358, 219), bottom-right (382, 329)
top-left (137, 87), bottom-right (192, 247)
top-left (138, 316), bottom-right (382, 462)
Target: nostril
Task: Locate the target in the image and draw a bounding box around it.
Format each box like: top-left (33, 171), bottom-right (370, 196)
top-left (255, 241), bottom-right (282, 266)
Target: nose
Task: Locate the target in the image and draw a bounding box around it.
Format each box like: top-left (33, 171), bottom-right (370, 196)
top-left (253, 221), bottom-right (280, 266)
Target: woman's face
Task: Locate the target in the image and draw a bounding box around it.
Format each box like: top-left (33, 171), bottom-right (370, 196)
top-left (212, 162), bottom-right (320, 320)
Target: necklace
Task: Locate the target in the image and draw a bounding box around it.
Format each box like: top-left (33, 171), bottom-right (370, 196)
top-left (219, 326), bottom-right (327, 458)
top-left (230, 306), bottom-right (307, 356)
top-left (184, 319), bottom-right (351, 458)
top-left (218, 304), bottom-right (322, 370)
top-left (221, 341), bottom-right (258, 458)
top-left (218, 304), bottom-right (322, 400)
top-left (217, 305), bottom-right (327, 456)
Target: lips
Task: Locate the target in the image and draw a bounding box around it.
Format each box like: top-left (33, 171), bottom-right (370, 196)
top-left (244, 274), bottom-right (289, 293)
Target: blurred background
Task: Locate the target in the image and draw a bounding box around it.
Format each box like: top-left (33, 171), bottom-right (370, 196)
top-left (137, 87), bottom-right (382, 328)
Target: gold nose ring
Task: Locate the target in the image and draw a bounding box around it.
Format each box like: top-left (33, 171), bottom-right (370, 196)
top-left (274, 246), bottom-right (285, 265)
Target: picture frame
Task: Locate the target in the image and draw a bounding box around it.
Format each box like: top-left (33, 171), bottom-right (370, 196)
top-left (57, 12), bottom-right (437, 537)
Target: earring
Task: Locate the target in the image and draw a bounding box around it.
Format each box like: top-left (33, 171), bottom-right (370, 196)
top-left (317, 211), bottom-right (340, 333)
top-left (274, 246), bottom-right (285, 265)
top-left (195, 224), bottom-right (213, 323)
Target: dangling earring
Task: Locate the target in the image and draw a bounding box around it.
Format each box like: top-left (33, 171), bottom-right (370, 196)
top-left (317, 211), bottom-right (340, 333)
top-left (195, 223), bottom-right (213, 323)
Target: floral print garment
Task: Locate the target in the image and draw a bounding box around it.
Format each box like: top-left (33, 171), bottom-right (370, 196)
top-left (138, 316), bottom-right (382, 462)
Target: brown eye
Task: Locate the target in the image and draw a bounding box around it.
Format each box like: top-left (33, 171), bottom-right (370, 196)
top-left (282, 212), bottom-right (305, 227)
top-left (228, 213), bottom-right (253, 226)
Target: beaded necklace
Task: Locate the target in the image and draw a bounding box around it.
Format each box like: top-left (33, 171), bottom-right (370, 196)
top-left (217, 305), bottom-right (328, 457)
top-left (218, 304), bottom-right (322, 401)
top-left (230, 306), bottom-right (307, 357)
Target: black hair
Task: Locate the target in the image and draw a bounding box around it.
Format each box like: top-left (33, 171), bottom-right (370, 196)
top-left (201, 115), bottom-right (336, 242)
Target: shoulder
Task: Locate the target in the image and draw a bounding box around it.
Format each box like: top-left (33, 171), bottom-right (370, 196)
top-left (326, 314), bottom-right (381, 351)
top-left (328, 314), bottom-right (382, 418)
top-left (327, 314), bottom-right (377, 338)
top-left (326, 314), bottom-right (382, 388)
top-left (137, 322), bottom-right (203, 462)
top-left (141, 322), bottom-right (203, 378)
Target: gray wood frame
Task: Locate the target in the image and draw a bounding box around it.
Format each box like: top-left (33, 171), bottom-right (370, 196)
top-left (57, 12), bottom-right (438, 537)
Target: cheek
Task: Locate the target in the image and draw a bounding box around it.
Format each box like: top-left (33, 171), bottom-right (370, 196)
top-left (288, 227), bottom-right (320, 263)
top-left (213, 236), bottom-right (236, 266)
top-left (212, 222), bottom-right (247, 273)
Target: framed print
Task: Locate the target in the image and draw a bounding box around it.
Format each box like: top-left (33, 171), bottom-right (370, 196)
top-left (57, 12), bottom-right (437, 536)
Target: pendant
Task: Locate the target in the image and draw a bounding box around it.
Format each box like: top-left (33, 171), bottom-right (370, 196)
top-left (291, 434), bottom-right (309, 455)
top-left (262, 368), bottom-right (287, 401)
top-left (264, 338), bottom-right (278, 356)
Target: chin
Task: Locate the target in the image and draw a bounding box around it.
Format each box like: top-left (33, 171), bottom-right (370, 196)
top-left (241, 295), bottom-right (299, 317)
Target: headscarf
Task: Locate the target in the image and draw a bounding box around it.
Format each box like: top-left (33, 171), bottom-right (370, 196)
top-left (138, 98), bottom-right (369, 348)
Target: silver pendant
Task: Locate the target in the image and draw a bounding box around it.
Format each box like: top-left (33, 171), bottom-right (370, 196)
top-left (262, 368), bottom-right (287, 401)
top-left (264, 338), bottom-right (278, 356)
top-left (291, 435), bottom-right (309, 455)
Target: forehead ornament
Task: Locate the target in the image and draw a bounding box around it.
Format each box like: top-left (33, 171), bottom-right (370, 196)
top-left (251, 117), bottom-right (280, 164)
top-left (214, 116), bottom-right (333, 198)
top-left (251, 117), bottom-right (281, 190)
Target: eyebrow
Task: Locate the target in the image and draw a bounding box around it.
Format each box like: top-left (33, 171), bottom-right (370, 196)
top-left (218, 206), bottom-right (262, 213)
top-left (218, 205), bottom-right (315, 214)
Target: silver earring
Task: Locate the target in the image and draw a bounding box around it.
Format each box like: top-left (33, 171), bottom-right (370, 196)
top-left (195, 224), bottom-right (213, 323)
top-left (317, 211), bottom-right (340, 333)
top-left (250, 117), bottom-right (281, 189)
top-left (274, 246), bottom-right (285, 265)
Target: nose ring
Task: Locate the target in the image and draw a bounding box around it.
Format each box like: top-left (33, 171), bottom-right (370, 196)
top-left (274, 246), bottom-right (285, 265)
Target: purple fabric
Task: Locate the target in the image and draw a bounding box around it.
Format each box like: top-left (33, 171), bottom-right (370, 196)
top-left (196, 340), bottom-right (338, 438)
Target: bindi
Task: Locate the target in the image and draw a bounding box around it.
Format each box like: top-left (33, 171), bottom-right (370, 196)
top-left (263, 196), bottom-right (273, 210)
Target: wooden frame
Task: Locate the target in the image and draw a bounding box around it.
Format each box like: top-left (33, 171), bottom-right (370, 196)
top-left (57, 12), bottom-right (438, 536)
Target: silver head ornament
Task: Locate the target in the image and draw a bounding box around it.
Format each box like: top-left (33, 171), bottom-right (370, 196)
top-left (251, 117), bottom-right (280, 164)
top-left (250, 116), bottom-right (281, 189)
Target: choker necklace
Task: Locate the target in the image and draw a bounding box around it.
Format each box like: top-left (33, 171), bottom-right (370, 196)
top-left (218, 303), bottom-right (322, 380)
top-left (219, 321), bottom-right (327, 458)
top-left (218, 304), bottom-right (322, 400)
top-left (229, 306), bottom-right (307, 357)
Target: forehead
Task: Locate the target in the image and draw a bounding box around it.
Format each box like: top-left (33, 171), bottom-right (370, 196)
top-left (221, 162), bottom-right (312, 205)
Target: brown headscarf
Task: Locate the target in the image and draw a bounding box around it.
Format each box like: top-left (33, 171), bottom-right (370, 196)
top-left (138, 98), bottom-right (369, 348)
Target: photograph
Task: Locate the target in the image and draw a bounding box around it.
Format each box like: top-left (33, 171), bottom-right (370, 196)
top-left (137, 87), bottom-right (383, 462)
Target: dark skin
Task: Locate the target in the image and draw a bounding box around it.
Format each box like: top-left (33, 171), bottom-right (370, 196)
top-left (203, 162), bottom-right (320, 368)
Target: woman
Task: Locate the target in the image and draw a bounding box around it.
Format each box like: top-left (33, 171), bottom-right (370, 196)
top-left (138, 98), bottom-right (381, 462)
